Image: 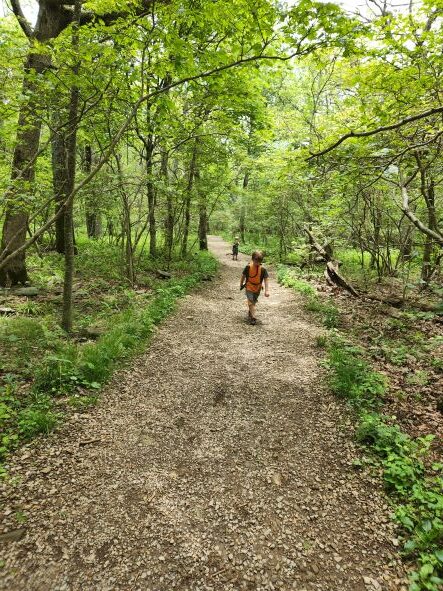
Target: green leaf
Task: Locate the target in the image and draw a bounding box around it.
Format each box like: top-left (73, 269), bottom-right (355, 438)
top-left (419, 563), bottom-right (434, 578)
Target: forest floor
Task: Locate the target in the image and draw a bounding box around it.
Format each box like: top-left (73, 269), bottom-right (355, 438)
top-left (0, 236), bottom-right (409, 591)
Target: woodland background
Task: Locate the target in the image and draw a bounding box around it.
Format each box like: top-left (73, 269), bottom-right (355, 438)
top-left (0, 0), bottom-right (442, 588)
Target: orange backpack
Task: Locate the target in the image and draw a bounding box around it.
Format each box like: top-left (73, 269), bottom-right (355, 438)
top-left (245, 263), bottom-right (264, 293)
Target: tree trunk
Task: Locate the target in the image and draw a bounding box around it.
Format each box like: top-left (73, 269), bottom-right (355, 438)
top-left (52, 110), bottom-right (79, 255)
top-left (197, 172), bottom-right (207, 251)
top-left (123, 196), bottom-right (135, 285)
top-left (86, 213), bottom-right (102, 239)
top-left (181, 142), bottom-right (197, 257)
top-left (1, 0), bottom-right (77, 285)
top-left (51, 110), bottom-right (68, 253)
top-left (162, 150), bottom-right (174, 263)
top-left (84, 146), bottom-right (102, 239)
top-left (0, 52), bottom-right (47, 285)
top-left (398, 218), bottom-right (413, 264)
top-left (61, 0), bottom-right (80, 332)
top-left (421, 181), bottom-right (437, 284)
top-left (145, 134), bottom-right (156, 257)
top-left (239, 171), bottom-right (249, 243)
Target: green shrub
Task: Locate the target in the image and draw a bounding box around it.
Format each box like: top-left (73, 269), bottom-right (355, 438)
top-left (328, 341), bottom-right (386, 406)
top-left (17, 396), bottom-right (58, 439)
top-left (33, 345), bottom-right (80, 394)
top-left (316, 335), bottom-right (328, 348)
top-left (277, 266), bottom-right (316, 296)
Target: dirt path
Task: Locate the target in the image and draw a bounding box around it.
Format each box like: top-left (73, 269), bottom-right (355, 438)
top-left (0, 236), bottom-right (408, 591)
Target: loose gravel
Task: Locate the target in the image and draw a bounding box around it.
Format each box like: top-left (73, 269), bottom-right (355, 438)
top-left (0, 236), bottom-right (408, 591)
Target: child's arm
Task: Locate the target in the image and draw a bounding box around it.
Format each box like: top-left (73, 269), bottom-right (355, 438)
top-left (264, 277), bottom-right (270, 297)
top-left (240, 273), bottom-right (246, 290)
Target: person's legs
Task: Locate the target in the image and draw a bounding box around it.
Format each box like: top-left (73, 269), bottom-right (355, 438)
top-left (246, 291), bottom-right (258, 323)
top-left (248, 299), bottom-right (256, 319)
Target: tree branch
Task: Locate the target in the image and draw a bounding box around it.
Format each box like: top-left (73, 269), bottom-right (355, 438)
top-left (9, 0), bottom-right (33, 38)
top-left (307, 106), bottom-right (443, 161)
top-left (400, 184), bottom-right (443, 247)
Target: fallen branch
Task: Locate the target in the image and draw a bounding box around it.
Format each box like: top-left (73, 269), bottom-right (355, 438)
top-left (325, 261), bottom-right (359, 297)
top-left (304, 228), bottom-right (360, 297)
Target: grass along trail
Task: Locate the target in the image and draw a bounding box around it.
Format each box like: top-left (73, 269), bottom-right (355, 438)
top-left (0, 236), bottom-right (407, 591)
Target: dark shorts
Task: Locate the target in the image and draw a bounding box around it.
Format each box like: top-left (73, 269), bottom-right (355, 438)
top-left (245, 289), bottom-right (259, 303)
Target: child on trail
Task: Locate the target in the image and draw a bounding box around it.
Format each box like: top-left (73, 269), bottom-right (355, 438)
top-left (232, 237), bottom-right (240, 261)
top-left (240, 250), bottom-right (269, 325)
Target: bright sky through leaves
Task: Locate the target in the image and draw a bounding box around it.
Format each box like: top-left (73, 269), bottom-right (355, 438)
top-left (0, 0), bottom-right (415, 21)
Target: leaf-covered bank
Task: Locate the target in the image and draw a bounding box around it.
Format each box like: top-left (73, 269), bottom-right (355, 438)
top-left (278, 266), bottom-right (443, 591)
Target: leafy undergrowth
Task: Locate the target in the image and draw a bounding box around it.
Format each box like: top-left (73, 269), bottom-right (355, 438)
top-left (278, 265), bottom-right (443, 591)
top-left (0, 242), bottom-right (217, 473)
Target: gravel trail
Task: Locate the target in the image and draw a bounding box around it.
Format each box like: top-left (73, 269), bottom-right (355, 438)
top-left (0, 236), bottom-right (408, 591)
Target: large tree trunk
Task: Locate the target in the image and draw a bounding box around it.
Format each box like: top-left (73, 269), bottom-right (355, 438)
top-left (0, 52), bottom-right (47, 285)
top-left (0, 0), bottom-right (75, 285)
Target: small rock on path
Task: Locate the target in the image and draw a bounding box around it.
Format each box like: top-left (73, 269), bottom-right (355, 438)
top-left (0, 236), bottom-right (408, 591)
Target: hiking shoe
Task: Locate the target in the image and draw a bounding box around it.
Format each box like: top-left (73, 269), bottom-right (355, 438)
top-left (250, 317), bottom-right (257, 325)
